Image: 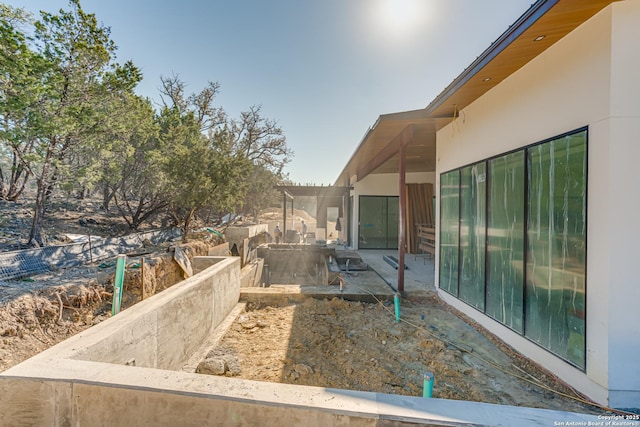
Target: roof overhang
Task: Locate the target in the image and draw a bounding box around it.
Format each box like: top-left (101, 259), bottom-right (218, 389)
top-left (334, 0), bottom-right (617, 186)
top-left (275, 185), bottom-right (350, 198)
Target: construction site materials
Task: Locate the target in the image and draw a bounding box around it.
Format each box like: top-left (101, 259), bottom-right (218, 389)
top-left (383, 255), bottom-right (408, 270)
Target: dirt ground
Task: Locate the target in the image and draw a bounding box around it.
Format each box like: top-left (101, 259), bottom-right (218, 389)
top-left (0, 281), bottom-right (105, 371)
top-left (0, 196), bottom-right (607, 416)
top-left (203, 293), bottom-right (603, 415)
top-left (0, 196), bottom-right (126, 371)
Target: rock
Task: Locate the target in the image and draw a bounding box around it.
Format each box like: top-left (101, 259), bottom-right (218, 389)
top-left (196, 358), bottom-right (227, 376)
top-left (225, 356), bottom-right (242, 376)
top-left (293, 363), bottom-right (314, 375)
top-left (241, 321), bottom-right (258, 330)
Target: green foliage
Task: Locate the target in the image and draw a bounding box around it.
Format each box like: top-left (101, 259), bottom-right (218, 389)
top-left (0, 1), bottom-right (293, 244)
top-left (0, 0), bottom-right (144, 245)
top-left (155, 75), bottom-right (292, 239)
top-left (0, 4), bottom-right (46, 200)
top-left (157, 77), bottom-right (249, 239)
top-left (242, 164), bottom-right (281, 219)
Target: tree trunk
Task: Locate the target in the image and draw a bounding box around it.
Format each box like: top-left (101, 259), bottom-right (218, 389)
top-left (0, 153), bottom-right (30, 201)
top-left (28, 180), bottom-right (48, 247)
top-left (180, 208), bottom-right (196, 243)
top-left (28, 149), bottom-right (55, 248)
top-left (181, 214), bottom-right (192, 243)
top-left (101, 182), bottom-right (116, 210)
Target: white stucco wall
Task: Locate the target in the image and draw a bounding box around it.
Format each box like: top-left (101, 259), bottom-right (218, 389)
top-left (604, 0), bottom-right (640, 407)
top-left (435, 1), bottom-right (640, 408)
top-left (348, 172), bottom-right (435, 248)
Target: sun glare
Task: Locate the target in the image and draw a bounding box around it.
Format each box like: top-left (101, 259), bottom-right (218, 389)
top-left (375, 0), bottom-right (429, 38)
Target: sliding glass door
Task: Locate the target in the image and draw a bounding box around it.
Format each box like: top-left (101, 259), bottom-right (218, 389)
top-left (358, 196), bottom-right (398, 249)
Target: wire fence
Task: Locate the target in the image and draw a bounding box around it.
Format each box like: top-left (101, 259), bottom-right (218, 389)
top-left (0, 228), bottom-right (182, 282)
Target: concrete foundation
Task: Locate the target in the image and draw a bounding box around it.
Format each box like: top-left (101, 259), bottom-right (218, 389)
top-left (259, 244), bottom-right (335, 285)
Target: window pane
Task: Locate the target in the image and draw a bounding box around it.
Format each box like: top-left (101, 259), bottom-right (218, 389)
top-left (387, 197), bottom-right (399, 249)
top-left (525, 131), bottom-right (587, 368)
top-left (459, 163), bottom-right (486, 310)
top-left (359, 197), bottom-right (385, 249)
top-left (487, 152), bottom-right (525, 332)
top-left (439, 170), bottom-right (459, 295)
top-left (359, 196), bottom-right (398, 249)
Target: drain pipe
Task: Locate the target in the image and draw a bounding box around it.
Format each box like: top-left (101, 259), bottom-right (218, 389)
top-left (423, 372), bottom-right (434, 398)
top-left (394, 292), bottom-right (400, 322)
top-left (111, 254), bottom-right (126, 316)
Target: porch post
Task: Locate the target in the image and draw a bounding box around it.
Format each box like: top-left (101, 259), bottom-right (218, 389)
top-left (398, 138), bottom-right (407, 293)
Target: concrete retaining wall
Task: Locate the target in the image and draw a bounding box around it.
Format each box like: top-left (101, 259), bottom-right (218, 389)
top-left (240, 257), bottom-right (264, 288)
top-left (69, 256), bottom-right (239, 370)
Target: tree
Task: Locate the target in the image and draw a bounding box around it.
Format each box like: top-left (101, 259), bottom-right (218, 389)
top-left (0, 5), bottom-right (44, 201)
top-left (156, 75), bottom-right (294, 240)
top-left (227, 105), bottom-right (292, 175)
top-left (9, 0), bottom-right (142, 246)
top-left (105, 94), bottom-right (166, 230)
top-left (241, 164), bottom-right (281, 220)
top-left (157, 101), bottom-right (246, 240)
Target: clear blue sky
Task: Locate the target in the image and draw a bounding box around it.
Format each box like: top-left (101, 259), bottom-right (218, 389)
top-left (6, 0), bottom-right (533, 185)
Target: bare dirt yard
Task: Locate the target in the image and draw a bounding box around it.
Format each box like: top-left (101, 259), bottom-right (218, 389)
top-left (0, 197), bottom-right (610, 416)
top-left (201, 293), bottom-right (604, 414)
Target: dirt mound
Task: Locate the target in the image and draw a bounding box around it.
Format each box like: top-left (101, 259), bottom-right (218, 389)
top-left (0, 283), bottom-right (107, 371)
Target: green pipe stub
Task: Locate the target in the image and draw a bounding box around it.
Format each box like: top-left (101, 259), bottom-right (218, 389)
top-left (394, 293), bottom-right (400, 322)
top-left (423, 372), bottom-right (434, 398)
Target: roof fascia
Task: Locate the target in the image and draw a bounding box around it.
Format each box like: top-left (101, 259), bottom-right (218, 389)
top-left (424, 0), bottom-right (558, 115)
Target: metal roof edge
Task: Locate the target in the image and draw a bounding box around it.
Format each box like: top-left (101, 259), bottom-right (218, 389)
top-left (424, 0), bottom-right (558, 115)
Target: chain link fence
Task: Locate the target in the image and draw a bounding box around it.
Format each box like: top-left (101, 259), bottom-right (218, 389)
top-left (0, 228), bottom-right (182, 282)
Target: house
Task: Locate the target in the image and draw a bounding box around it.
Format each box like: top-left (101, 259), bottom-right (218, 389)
top-left (334, 0), bottom-right (640, 410)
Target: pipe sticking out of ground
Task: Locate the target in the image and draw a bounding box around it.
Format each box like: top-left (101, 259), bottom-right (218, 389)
top-left (394, 293), bottom-right (400, 322)
top-left (423, 372), bottom-right (434, 398)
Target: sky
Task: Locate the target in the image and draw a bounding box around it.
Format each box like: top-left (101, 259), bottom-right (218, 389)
top-left (5, 0), bottom-right (534, 185)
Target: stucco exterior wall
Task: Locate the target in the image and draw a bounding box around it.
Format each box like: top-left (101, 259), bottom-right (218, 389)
top-left (603, 0), bottom-right (640, 408)
top-left (435, 2), bottom-right (640, 408)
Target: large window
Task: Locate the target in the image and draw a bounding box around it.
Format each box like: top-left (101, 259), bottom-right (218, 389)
top-left (438, 129), bottom-right (587, 369)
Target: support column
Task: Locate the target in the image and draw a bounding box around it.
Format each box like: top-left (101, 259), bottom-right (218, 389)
top-left (282, 192), bottom-right (288, 236)
top-left (398, 142), bottom-right (407, 294)
top-left (281, 190), bottom-right (293, 237)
